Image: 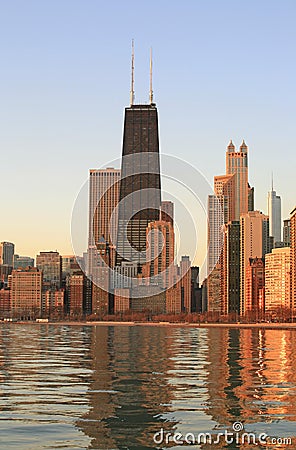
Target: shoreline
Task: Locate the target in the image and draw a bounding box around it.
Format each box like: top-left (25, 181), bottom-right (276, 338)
top-left (2, 320), bottom-right (296, 330)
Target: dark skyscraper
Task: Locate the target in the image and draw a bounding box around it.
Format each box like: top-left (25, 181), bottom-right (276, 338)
top-left (116, 47), bottom-right (161, 270)
top-left (116, 104), bottom-right (161, 268)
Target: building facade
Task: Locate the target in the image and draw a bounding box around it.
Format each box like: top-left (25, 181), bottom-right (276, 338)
top-left (291, 207), bottom-right (296, 311)
top-left (88, 168), bottom-right (120, 277)
top-left (116, 103), bottom-right (161, 269)
top-left (36, 251), bottom-right (62, 290)
top-left (240, 211), bottom-right (269, 315)
top-left (268, 185), bottom-right (282, 244)
top-left (9, 267), bottom-right (42, 316)
top-left (265, 247), bottom-right (290, 311)
top-left (0, 242), bottom-right (15, 266)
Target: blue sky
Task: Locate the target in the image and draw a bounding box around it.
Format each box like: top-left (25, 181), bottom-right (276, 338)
top-left (1, 0), bottom-right (295, 265)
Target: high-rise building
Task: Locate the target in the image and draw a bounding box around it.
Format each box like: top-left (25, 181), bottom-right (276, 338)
top-left (144, 220), bottom-right (174, 289)
top-left (265, 247), bottom-right (290, 311)
top-left (291, 207), bottom-right (296, 311)
top-left (222, 221), bottom-right (240, 314)
top-left (36, 251), bottom-right (62, 290)
top-left (248, 184), bottom-right (255, 211)
top-left (160, 201), bottom-right (174, 226)
top-left (88, 168), bottom-right (120, 277)
top-left (208, 140), bottom-right (249, 314)
top-left (283, 219), bottom-right (291, 247)
top-left (267, 180), bottom-right (282, 244)
top-left (0, 242), bottom-right (15, 266)
top-left (226, 140), bottom-right (249, 221)
top-left (240, 211), bottom-right (269, 315)
top-left (9, 267), bottom-right (42, 316)
top-left (180, 256), bottom-right (191, 313)
top-left (13, 255), bottom-right (34, 269)
top-left (207, 195), bottom-right (226, 275)
top-left (116, 103), bottom-right (161, 269)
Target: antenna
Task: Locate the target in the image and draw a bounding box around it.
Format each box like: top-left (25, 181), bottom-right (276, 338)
top-left (272, 172), bottom-right (274, 191)
top-left (149, 47), bottom-right (153, 104)
top-left (130, 40), bottom-right (135, 106)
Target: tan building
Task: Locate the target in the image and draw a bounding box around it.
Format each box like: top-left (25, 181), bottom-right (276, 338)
top-left (265, 247), bottom-right (290, 311)
top-left (226, 140), bottom-right (249, 221)
top-left (208, 140), bottom-right (250, 314)
top-left (9, 267), bottom-right (42, 315)
top-left (240, 211), bottom-right (269, 315)
top-left (291, 208), bottom-right (296, 311)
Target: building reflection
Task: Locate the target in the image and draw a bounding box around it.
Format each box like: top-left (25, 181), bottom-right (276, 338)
top-left (204, 327), bottom-right (296, 445)
top-left (77, 325), bottom-right (178, 449)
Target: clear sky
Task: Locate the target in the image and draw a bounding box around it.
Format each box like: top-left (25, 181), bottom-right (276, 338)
top-left (1, 0), bottom-right (295, 267)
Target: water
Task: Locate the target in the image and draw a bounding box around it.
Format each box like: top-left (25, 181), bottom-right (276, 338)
top-left (0, 324), bottom-right (296, 449)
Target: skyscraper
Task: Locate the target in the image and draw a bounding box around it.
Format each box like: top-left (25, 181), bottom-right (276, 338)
top-left (144, 220), bottom-right (174, 288)
top-left (240, 211), bottom-right (269, 315)
top-left (88, 168), bottom-right (120, 277)
top-left (207, 140), bottom-right (249, 314)
top-left (267, 178), bottom-right (282, 244)
top-left (283, 219), bottom-right (291, 247)
top-left (116, 79), bottom-right (161, 269)
top-left (222, 221), bottom-right (240, 314)
top-left (226, 140), bottom-right (249, 221)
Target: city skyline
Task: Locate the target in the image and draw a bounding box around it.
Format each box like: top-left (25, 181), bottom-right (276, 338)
top-left (1, 1), bottom-right (295, 259)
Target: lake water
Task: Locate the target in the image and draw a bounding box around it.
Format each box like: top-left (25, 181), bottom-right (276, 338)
top-left (0, 324), bottom-right (296, 449)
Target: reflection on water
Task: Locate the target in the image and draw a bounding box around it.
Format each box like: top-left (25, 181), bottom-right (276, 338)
top-left (0, 325), bottom-right (296, 449)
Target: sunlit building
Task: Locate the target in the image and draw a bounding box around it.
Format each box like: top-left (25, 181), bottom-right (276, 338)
top-left (290, 207), bottom-right (296, 311)
top-left (9, 267), bottom-right (42, 315)
top-left (265, 247), bottom-right (290, 311)
top-left (240, 211), bottom-right (269, 315)
top-left (88, 168), bottom-right (120, 277)
top-left (267, 181), bottom-right (282, 244)
top-left (144, 220), bottom-right (174, 289)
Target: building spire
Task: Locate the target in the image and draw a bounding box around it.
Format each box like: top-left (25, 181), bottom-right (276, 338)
top-left (149, 47), bottom-right (153, 104)
top-left (272, 171), bottom-right (274, 191)
top-left (130, 39), bottom-right (135, 106)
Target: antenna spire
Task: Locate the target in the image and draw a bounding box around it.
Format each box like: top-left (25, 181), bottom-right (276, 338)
top-left (130, 40), bottom-right (135, 106)
top-left (149, 47), bottom-right (153, 104)
top-left (271, 172), bottom-right (274, 191)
